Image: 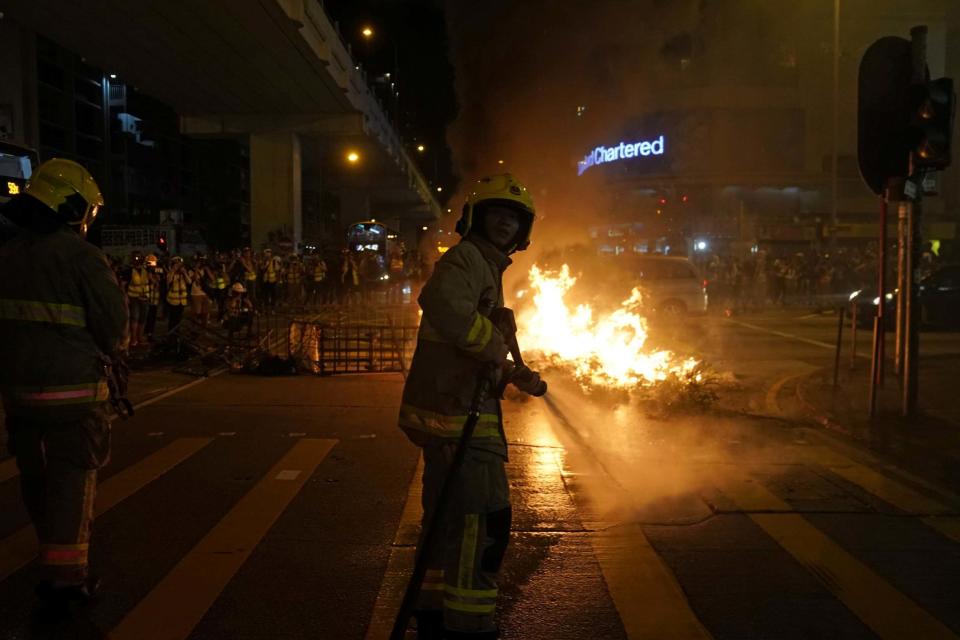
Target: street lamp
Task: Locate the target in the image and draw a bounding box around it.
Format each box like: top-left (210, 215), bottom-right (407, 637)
top-left (417, 144), bottom-right (425, 153)
top-left (346, 150), bottom-right (360, 164)
top-left (361, 26), bottom-right (374, 39)
top-left (436, 186), bottom-right (443, 193)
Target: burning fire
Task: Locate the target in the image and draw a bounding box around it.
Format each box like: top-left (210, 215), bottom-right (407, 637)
top-left (517, 264), bottom-right (700, 390)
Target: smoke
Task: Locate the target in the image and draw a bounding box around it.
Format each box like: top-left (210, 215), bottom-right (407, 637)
top-left (524, 374), bottom-right (792, 524)
top-left (444, 1), bottom-right (702, 234)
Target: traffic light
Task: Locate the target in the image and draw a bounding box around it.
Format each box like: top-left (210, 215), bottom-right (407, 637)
top-left (157, 231), bottom-right (167, 252)
top-left (910, 77), bottom-right (955, 170)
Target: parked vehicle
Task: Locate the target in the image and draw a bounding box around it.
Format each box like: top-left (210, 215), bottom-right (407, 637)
top-left (626, 256), bottom-right (708, 316)
top-left (848, 264), bottom-right (960, 330)
top-left (920, 265), bottom-right (960, 329)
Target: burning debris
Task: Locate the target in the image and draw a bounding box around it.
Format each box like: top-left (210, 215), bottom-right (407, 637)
top-left (516, 264), bottom-right (716, 410)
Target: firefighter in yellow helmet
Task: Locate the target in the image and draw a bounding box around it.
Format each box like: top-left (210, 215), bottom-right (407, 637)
top-left (0, 158), bottom-right (127, 607)
top-left (399, 174), bottom-right (544, 640)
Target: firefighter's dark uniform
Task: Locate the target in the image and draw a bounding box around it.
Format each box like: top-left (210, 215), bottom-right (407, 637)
top-left (0, 196), bottom-right (127, 585)
top-left (400, 234), bottom-right (512, 636)
top-left (400, 173), bottom-right (539, 639)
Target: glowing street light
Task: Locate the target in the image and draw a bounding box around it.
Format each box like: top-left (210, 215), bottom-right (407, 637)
top-left (421, 226), bottom-right (428, 231)
top-left (497, 159), bottom-right (504, 165)
top-left (346, 150), bottom-right (360, 164)
top-left (361, 26), bottom-right (374, 38)
top-left (436, 186), bottom-right (443, 192)
top-left (417, 144), bottom-right (425, 153)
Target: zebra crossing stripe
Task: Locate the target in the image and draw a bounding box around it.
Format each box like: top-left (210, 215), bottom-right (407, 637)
top-left (364, 454), bottom-right (424, 640)
top-left (589, 522), bottom-right (714, 639)
top-left (111, 438), bottom-right (337, 640)
top-left (718, 469), bottom-right (959, 640)
top-left (801, 430), bottom-right (960, 545)
top-left (0, 437), bottom-right (213, 582)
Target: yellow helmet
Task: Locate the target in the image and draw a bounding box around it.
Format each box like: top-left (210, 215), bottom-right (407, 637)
top-left (24, 158), bottom-right (104, 236)
top-left (456, 173), bottom-right (536, 252)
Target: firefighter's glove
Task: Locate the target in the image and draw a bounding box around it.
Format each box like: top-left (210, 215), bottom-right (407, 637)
top-left (511, 364), bottom-right (547, 397)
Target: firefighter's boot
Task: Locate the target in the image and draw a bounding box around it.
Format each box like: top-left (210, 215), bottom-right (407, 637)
top-left (414, 610), bottom-right (445, 640)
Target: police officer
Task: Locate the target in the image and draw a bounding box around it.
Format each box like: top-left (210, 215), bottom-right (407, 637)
top-left (399, 174), bottom-right (544, 639)
top-left (0, 158), bottom-right (127, 605)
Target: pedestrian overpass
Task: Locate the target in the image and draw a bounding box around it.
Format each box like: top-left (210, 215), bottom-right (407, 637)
top-left (2, 0), bottom-right (441, 248)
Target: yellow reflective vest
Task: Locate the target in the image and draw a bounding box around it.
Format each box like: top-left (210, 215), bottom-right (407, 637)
top-left (399, 236), bottom-right (510, 458)
top-left (167, 271), bottom-right (190, 306)
top-left (145, 273), bottom-right (160, 306)
top-left (313, 261), bottom-right (327, 282)
top-left (128, 266), bottom-right (149, 300)
top-left (263, 258), bottom-right (280, 283)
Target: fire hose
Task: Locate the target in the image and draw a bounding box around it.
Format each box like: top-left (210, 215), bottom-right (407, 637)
top-left (102, 354), bottom-right (135, 419)
top-left (390, 309), bottom-right (545, 639)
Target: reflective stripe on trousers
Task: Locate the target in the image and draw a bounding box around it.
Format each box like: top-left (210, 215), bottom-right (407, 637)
top-left (417, 444), bottom-right (510, 634)
top-left (7, 411), bottom-right (110, 583)
top-left (7, 381), bottom-right (110, 407)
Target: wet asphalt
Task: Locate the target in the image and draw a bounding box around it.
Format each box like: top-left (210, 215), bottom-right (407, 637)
top-left (0, 311), bottom-right (958, 639)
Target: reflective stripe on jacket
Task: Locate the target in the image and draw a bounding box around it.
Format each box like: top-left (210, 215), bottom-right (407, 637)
top-left (0, 219), bottom-right (127, 422)
top-left (399, 236), bottom-right (510, 458)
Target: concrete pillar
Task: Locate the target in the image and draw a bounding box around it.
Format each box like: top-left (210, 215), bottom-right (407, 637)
top-left (250, 132), bottom-right (302, 250)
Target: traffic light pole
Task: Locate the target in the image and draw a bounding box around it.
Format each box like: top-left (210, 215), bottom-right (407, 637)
top-left (902, 25), bottom-right (928, 418)
top-left (868, 190), bottom-right (888, 419)
top-left (902, 195), bottom-right (920, 417)
top-left (895, 202), bottom-right (908, 376)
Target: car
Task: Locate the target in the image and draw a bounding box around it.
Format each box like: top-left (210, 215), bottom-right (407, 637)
top-left (625, 255), bottom-right (708, 316)
top-left (920, 265), bottom-right (960, 329)
top-left (848, 287), bottom-right (896, 329)
top-left (847, 265), bottom-right (960, 331)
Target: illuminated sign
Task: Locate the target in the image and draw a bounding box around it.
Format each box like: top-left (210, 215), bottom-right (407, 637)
top-left (577, 135), bottom-right (665, 176)
top-left (6, 181), bottom-right (20, 195)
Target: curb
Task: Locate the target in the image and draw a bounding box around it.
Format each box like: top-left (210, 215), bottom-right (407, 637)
top-left (793, 370), bottom-right (848, 435)
top-left (793, 368), bottom-right (960, 494)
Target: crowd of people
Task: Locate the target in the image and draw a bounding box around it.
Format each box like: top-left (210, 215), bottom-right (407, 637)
top-left (701, 244), bottom-right (943, 313)
top-left (111, 246), bottom-right (426, 347)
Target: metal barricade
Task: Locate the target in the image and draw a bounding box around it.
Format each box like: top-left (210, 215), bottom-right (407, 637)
top-left (289, 320), bottom-right (418, 376)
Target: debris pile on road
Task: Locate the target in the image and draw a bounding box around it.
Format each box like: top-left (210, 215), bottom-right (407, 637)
top-left (517, 264), bottom-right (716, 410)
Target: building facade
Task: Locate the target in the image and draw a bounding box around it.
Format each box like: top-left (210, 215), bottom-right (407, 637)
top-left (575, 1), bottom-right (960, 256)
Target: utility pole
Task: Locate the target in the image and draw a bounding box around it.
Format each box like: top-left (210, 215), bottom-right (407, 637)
top-left (831, 0), bottom-right (841, 246)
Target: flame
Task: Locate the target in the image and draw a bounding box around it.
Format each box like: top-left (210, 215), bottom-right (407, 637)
top-left (517, 264), bottom-right (699, 390)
